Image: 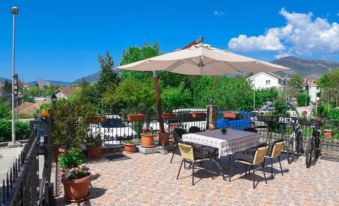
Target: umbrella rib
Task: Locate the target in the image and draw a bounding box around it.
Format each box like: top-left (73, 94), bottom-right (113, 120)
top-left (166, 60), bottom-right (186, 72)
top-left (222, 61), bottom-right (242, 73)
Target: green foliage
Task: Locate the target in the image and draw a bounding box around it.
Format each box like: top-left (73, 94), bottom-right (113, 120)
top-left (35, 102), bottom-right (52, 118)
top-left (96, 51), bottom-right (120, 95)
top-left (297, 93), bottom-right (310, 106)
top-left (0, 100), bottom-right (11, 119)
top-left (318, 103), bottom-right (339, 120)
top-left (85, 133), bottom-right (102, 147)
top-left (318, 69), bottom-right (339, 90)
top-left (287, 73), bottom-right (304, 98)
top-left (274, 101), bottom-right (289, 116)
top-left (17, 113), bottom-right (34, 119)
top-left (120, 42), bottom-right (160, 82)
top-left (0, 120), bottom-right (29, 142)
top-left (59, 148), bottom-right (85, 169)
top-left (255, 88), bottom-right (279, 109)
top-left (108, 77), bottom-right (155, 114)
top-left (161, 82), bottom-right (192, 112)
top-left (21, 85), bottom-right (60, 102)
top-left (52, 100), bottom-right (96, 148)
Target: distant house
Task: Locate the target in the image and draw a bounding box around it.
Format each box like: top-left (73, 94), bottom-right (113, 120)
top-left (303, 78), bottom-right (320, 103)
top-left (53, 87), bottom-right (77, 100)
top-left (247, 72), bottom-right (285, 90)
top-left (37, 78), bottom-right (51, 89)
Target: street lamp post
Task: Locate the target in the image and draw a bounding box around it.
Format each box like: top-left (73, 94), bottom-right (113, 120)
top-left (9, 6), bottom-right (19, 147)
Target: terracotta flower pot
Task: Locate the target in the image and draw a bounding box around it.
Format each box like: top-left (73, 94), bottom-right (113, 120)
top-left (62, 175), bottom-right (91, 202)
top-left (163, 113), bottom-right (176, 120)
top-left (158, 132), bottom-right (170, 146)
top-left (141, 133), bottom-right (155, 148)
top-left (87, 146), bottom-right (102, 159)
top-left (324, 129), bottom-right (333, 138)
top-left (124, 144), bottom-right (136, 153)
top-left (127, 114), bottom-right (145, 122)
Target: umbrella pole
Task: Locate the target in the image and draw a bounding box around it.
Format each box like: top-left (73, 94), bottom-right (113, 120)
top-left (153, 71), bottom-right (165, 134)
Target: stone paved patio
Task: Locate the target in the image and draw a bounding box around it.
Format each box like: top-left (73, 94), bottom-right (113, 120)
top-left (56, 152), bottom-right (339, 206)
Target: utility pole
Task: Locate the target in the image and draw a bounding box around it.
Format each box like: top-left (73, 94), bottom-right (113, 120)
top-left (9, 6), bottom-right (20, 147)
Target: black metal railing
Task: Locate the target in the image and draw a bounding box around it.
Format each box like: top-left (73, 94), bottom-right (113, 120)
top-left (88, 109), bottom-right (208, 145)
top-left (0, 119), bottom-right (54, 206)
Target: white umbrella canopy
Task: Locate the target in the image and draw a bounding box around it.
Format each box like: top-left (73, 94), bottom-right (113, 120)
top-left (118, 43), bottom-right (290, 75)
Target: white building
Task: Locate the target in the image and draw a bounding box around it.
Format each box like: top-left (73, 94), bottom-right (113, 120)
top-left (247, 72), bottom-right (285, 90)
top-left (303, 78), bottom-right (320, 103)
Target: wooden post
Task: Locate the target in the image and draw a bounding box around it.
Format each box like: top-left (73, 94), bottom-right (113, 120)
top-left (153, 71), bottom-right (165, 135)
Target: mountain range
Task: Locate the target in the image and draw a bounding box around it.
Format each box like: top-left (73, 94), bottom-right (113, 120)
top-left (1, 56), bottom-right (338, 86)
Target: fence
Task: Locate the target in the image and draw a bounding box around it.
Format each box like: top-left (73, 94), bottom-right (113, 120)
top-left (88, 109), bottom-right (207, 145)
top-left (88, 110), bottom-right (339, 152)
top-left (0, 119), bottom-right (53, 206)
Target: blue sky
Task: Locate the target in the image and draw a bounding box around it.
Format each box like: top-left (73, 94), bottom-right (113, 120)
top-left (0, 0), bottom-right (338, 82)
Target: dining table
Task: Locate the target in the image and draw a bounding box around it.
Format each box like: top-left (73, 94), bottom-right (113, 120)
top-left (182, 128), bottom-right (260, 180)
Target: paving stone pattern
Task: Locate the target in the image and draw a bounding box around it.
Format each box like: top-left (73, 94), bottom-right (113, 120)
top-left (56, 152), bottom-right (339, 206)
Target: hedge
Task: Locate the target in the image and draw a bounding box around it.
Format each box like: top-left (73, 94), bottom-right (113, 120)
top-left (0, 120), bottom-right (30, 142)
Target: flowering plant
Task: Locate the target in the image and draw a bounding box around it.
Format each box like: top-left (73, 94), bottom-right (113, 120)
top-left (59, 148), bottom-right (90, 179)
top-left (142, 125), bottom-right (155, 134)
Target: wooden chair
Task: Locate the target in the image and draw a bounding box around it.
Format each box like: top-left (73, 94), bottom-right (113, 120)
top-left (170, 128), bottom-right (187, 163)
top-left (176, 143), bottom-right (212, 185)
top-left (265, 139), bottom-right (285, 178)
top-left (230, 145), bottom-right (268, 189)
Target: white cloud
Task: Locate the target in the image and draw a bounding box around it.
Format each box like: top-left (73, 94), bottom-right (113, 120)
top-left (228, 8), bottom-right (339, 55)
top-left (213, 10), bottom-right (224, 16)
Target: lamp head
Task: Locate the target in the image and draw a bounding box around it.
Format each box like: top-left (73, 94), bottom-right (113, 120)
top-left (11, 6), bottom-right (19, 15)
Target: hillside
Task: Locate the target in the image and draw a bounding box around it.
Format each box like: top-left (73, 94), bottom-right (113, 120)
top-left (72, 72), bottom-right (100, 84)
top-left (272, 56), bottom-right (339, 78)
top-left (27, 80), bottom-right (72, 86)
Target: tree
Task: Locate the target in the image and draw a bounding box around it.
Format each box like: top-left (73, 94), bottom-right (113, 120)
top-left (96, 51), bottom-right (120, 94)
top-left (288, 73), bottom-right (304, 98)
top-left (120, 42), bottom-right (161, 82)
top-left (161, 82), bottom-right (192, 112)
top-left (108, 78), bottom-right (155, 114)
top-left (318, 69), bottom-right (339, 107)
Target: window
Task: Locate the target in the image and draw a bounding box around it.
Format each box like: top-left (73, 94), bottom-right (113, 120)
top-left (266, 80), bottom-right (271, 85)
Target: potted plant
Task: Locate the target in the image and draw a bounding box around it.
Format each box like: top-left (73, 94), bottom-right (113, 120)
top-left (221, 127), bottom-right (227, 135)
top-left (127, 113), bottom-right (145, 122)
top-left (60, 148), bottom-right (91, 202)
top-left (85, 133), bottom-right (103, 159)
top-left (141, 126), bottom-right (156, 148)
top-left (124, 140), bottom-right (136, 153)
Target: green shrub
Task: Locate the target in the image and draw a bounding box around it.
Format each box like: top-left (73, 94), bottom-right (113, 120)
top-left (0, 101), bottom-right (11, 119)
top-left (59, 148), bottom-right (85, 169)
top-left (297, 93), bottom-right (310, 106)
top-left (17, 113), bottom-right (34, 119)
top-left (0, 120), bottom-right (29, 142)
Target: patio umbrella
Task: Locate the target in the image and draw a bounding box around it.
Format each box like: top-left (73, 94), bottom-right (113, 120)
top-left (117, 43), bottom-right (290, 135)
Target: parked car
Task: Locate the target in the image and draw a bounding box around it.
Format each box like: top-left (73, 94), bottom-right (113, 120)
top-left (89, 115), bottom-right (137, 144)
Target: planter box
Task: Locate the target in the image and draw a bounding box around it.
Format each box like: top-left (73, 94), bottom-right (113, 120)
top-left (191, 112), bottom-right (206, 119)
top-left (162, 113), bottom-right (176, 120)
top-left (224, 113), bottom-right (237, 119)
top-left (127, 114), bottom-right (145, 122)
top-left (89, 116), bottom-right (107, 124)
top-left (324, 129), bottom-right (333, 139)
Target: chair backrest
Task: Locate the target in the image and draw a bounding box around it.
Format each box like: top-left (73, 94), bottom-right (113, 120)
top-left (178, 143), bottom-right (194, 162)
top-left (244, 127), bottom-right (258, 133)
top-left (253, 146), bottom-right (268, 165)
top-left (189, 126), bottom-right (201, 133)
top-left (172, 128), bottom-right (186, 143)
top-left (270, 141), bottom-right (284, 158)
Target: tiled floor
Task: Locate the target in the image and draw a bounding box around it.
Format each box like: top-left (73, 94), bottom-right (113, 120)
top-left (56, 151), bottom-right (339, 206)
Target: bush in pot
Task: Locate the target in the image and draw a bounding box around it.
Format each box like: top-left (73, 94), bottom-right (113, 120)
top-left (60, 148), bottom-right (91, 202)
top-left (124, 140), bottom-right (136, 153)
top-left (85, 133), bottom-right (103, 159)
